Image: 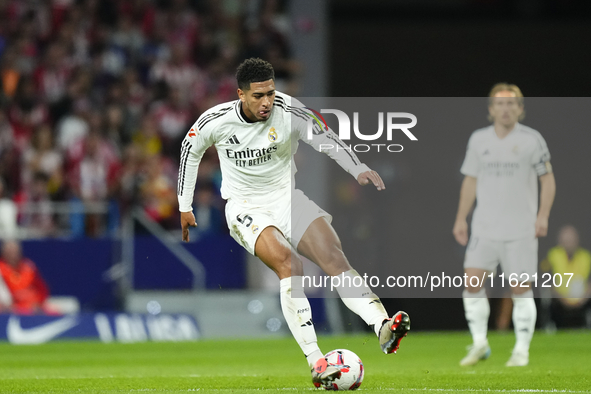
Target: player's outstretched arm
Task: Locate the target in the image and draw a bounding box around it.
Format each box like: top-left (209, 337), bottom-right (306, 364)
top-left (177, 121), bottom-right (214, 242)
top-left (357, 170), bottom-right (385, 191)
top-left (181, 211), bottom-right (198, 242)
top-left (535, 172), bottom-right (556, 238)
top-left (453, 176), bottom-right (477, 246)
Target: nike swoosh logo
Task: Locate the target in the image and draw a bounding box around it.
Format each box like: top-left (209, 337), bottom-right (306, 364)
top-left (7, 315), bottom-right (79, 344)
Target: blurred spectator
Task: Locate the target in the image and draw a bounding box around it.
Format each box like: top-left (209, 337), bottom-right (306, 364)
top-left (541, 225), bottom-right (591, 328)
top-left (122, 67), bottom-right (146, 123)
top-left (68, 131), bottom-right (121, 237)
top-left (16, 172), bottom-right (55, 238)
top-left (165, 0), bottom-right (200, 49)
top-left (33, 42), bottom-right (72, 104)
top-left (55, 82), bottom-right (91, 153)
top-left (132, 113), bottom-right (162, 158)
top-left (104, 104), bottom-right (131, 150)
top-left (0, 45), bottom-right (21, 101)
top-left (104, 77), bottom-right (136, 140)
top-left (115, 144), bottom-right (143, 214)
top-left (0, 0), bottom-right (296, 238)
top-left (0, 105), bottom-right (15, 153)
top-left (0, 178), bottom-right (17, 239)
top-left (111, 15), bottom-right (145, 66)
top-left (139, 153), bottom-right (177, 228)
top-left (149, 42), bottom-right (205, 106)
top-left (8, 76), bottom-right (50, 151)
top-left (0, 240), bottom-right (51, 314)
top-left (0, 107), bottom-right (19, 193)
top-left (50, 66), bottom-right (92, 122)
top-left (20, 124), bottom-right (63, 199)
top-left (140, 18), bottom-right (171, 74)
top-left (149, 86), bottom-right (191, 156)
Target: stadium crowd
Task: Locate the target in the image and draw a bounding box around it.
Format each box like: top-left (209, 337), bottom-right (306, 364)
top-left (0, 0), bottom-right (298, 238)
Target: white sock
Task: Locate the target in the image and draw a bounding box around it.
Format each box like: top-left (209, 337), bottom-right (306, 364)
top-left (512, 290), bottom-right (536, 354)
top-left (280, 276), bottom-right (323, 368)
top-left (334, 270), bottom-right (388, 336)
top-left (462, 288), bottom-right (490, 346)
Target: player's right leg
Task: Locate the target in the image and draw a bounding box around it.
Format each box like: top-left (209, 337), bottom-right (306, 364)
top-left (461, 266), bottom-right (492, 366)
top-left (461, 236), bottom-right (500, 367)
top-left (254, 226), bottom-right (340, 387)
top-left (297, 216), bottom-right (410, 354)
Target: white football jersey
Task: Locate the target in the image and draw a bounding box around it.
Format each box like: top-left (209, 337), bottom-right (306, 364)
top-left (177, 91), bottom-right (370, 211)
top-left (460, 123), bottom-right (551, 240)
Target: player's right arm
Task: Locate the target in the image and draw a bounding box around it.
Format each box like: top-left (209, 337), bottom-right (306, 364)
top-left (287, 96), bottom-right (383, 189)
top-left (177, 121), bottom-right (215, 242)
top-left (453, 133), bottom-right (479, 246)
top-left (453, 176), bottom-right (477, 246)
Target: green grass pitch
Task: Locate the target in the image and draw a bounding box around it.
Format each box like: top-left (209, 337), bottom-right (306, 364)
top-left (0, 330), bottom-right (589, 393)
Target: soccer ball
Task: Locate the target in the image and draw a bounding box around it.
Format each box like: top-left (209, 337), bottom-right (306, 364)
top-left (321, 349), bottom-right (364, 390)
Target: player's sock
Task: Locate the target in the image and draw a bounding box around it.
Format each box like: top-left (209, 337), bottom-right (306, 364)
top-left (462, 288), bottom-right (490, 346)
top-left (512, 289), bottom-right (536, 354)
top-left (334, 269), bottom-right (388, 336)
top-left (280, 276), bottom-right (323, 368)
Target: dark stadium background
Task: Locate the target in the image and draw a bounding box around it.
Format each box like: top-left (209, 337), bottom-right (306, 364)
top-left (0, 0), bottom-right (589, 338)
top-left (326, 0), bottom-right (591, 331)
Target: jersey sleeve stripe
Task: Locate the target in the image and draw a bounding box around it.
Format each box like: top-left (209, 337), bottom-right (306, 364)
top-left (177, 140), bottom-right (189, 196)
top-left (197, 111), bottom-right (222, 129)
top-left (199, 108), bottom-right (233, 129)
top-left (197, 106), bottom-right (233, 129)
top-left (177, 140), bottom-right (191, 196)
top-left (273, 103), bottom-right (309, 122)
top-left (274, 96), bottom-right (310, 118)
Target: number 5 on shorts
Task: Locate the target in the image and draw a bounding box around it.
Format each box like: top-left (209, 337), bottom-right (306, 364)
top-left (237, 214), bottom-right (253, 227)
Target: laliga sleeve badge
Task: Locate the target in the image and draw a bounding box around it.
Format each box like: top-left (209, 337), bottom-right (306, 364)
top-left (252, 225), bottom-right (260, 234)
top-left (268, 127), bottom-right (278, 142)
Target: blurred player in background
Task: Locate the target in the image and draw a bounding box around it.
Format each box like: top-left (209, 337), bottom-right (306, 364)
top-left (178, 58), bottom-right (410, 387)
top-left (453, 83), bottom-right (556, 367)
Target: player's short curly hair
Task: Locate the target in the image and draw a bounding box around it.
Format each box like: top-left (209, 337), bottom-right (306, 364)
top-left (236, 58), bottom-right (275, 90)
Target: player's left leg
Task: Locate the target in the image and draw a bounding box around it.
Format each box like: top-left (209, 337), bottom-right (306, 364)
top-left (254, 226), bottom-right (342, 388)
top-left (253, 226), bottom-right (324, 368)
top-left (297, 217), bottom-right (410, 354)
top-left (503, 238), bottom-right (538, 367)
top-left (506, 283), bottom-right (536, 366)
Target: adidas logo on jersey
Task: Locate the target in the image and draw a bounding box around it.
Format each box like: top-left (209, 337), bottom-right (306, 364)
top-left (227, 135), bottom-right (240, 144)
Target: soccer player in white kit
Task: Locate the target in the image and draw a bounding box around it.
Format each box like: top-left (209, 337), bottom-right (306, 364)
top-left (453, 83), bottom-right (556, 367)
top-left (177, 58), bottom-right (410, 387)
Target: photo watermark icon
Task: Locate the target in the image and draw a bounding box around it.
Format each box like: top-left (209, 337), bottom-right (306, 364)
top-left (304, 107), bottom-right (418, 153)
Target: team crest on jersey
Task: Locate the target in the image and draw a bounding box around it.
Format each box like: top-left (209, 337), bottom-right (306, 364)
top-left (268, 128), bottom-right (278, 142)
top-left (512, 145), bottom-right (519, 154)
top-left (252, 225), bottom-right (260, 234)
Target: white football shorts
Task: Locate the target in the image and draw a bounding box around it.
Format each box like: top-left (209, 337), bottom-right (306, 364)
top-left (464, 235), bottom-right (538, 277)
top-left (225, 188), bottom-right (332, 255)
